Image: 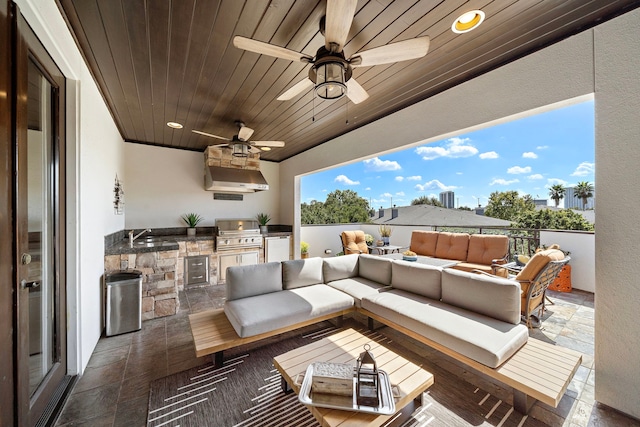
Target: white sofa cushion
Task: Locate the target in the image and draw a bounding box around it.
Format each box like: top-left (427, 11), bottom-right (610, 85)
top-left (325, 277), bottom-right (388, 307)
top-left (361, 289), bottom-right (528, 368)
top-left (441, 268), bottom-right (521, 325)
top-left (323, 254), bottom-right (359, 282)
top-left (224, 284), bottom-right (354, 338)
top-left (391, 260), bottom-right (442, 300)
top-left (358, 254), bottom-right (392, 286)
top-left (226, 262), bottom-right (282, 301)
top-left (282, 257), bottom-right (324, 289)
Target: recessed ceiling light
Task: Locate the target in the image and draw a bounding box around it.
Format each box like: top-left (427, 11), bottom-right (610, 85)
top-left (451, 10), bottom-right (485, 34)
top-left (260, 146), bottom-right (272, 151)
top-left (167, 122), bottom-right (183, 129)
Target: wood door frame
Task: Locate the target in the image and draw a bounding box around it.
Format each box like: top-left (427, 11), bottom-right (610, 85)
top-left (14, 4), bottom-right (67, 425)
top-left (0, 0), bottom-right (15, 422)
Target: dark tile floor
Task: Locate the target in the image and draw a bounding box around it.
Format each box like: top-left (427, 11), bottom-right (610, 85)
top-left (54, 286), bottom-right (638, 426)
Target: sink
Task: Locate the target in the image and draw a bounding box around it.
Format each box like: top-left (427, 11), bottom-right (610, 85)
top-left (135, 238), bottom-right (176, 247)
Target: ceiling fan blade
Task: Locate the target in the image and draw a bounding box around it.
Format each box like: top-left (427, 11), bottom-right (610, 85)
top-left (233, 36), bottom-right (313, 63)
top-left (210, 143), bottom-right (230, 148)
top-left (325, 0), bottom-right (357, 52)
top-left (252, 141), bottom-right (285, 148)
top-left (249, 146), bottom-right (262, 154)
top-left (238, 125), bottom-right (254, 141)
top-left (277, 78), bottom-right (314, 101)
top-left (350, 36), bottom-right (430, 67)
top-left (192, 130), bottom-right (231, 141)
top-left (346, 78), bottom-right (369, 104)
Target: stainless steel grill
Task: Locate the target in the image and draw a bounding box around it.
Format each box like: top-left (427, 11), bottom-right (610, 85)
top-left (215, 219), bottom-right (263, 251)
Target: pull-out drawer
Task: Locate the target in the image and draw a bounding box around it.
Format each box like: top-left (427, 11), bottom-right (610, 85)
top-left (185, 255), bottom-right (209, 286)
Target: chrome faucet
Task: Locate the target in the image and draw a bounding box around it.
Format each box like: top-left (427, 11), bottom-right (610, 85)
top-left (129, 228), bottom-right (151, 247)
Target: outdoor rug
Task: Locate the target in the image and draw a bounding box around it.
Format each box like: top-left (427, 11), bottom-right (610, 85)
top-left (148, 323), bottom-right (542, 427)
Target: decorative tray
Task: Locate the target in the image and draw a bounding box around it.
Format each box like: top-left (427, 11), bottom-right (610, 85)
top-left (297, 364), bottom-right (396, 415)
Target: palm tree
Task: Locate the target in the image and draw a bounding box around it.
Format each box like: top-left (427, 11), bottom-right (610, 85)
top-left (574, 181), bottom-right (594, 210)
top-left (548, 184), bottom-right (566, 208)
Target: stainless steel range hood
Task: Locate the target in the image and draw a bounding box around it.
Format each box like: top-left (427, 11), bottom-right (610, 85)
top-left (204, 165), bottom-right (269, 193)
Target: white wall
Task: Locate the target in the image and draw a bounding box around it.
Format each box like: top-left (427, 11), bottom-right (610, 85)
top-left (593, 10), bottom-right (640, 419)
top-left (18, 0), bottom-right (126, 373)
top-left (124, 144), bottom-right (280, 228)
top-left (283, 12), bottom-right (640, 419)
top-left (540, 230), bottom-right (595, 293)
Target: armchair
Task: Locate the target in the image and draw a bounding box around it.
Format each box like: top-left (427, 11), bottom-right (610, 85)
top-left (339, 231), bottom-right (370, 255)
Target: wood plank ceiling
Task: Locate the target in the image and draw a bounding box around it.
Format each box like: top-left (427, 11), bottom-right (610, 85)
top-left (57, 0), bottom-right (640, 162)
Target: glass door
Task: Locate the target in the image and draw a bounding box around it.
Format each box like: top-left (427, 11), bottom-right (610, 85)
top-left (15, 8), bottom-right (67, 426)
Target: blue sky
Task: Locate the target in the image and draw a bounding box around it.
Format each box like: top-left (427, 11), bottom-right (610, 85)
top-left (301, 100), bottom-right (595, 209)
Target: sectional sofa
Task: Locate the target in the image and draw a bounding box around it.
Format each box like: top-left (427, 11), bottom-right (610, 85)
top-left (224, 254), bottom-right (528, 369)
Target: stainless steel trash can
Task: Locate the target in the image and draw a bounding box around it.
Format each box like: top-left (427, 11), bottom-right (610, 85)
top-left (105, 270), bottom-right (142, 336)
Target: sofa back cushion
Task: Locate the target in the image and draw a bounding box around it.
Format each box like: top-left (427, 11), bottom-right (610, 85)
top-left (391, 260), bottom-right (442, 299)
top-left (323, 254), bottom-right (359, 283)
top-left (466, 234), bottom-right (509, 264)
top-left (358, 254), bottom-right (392, 286)
top-left (434, 232), bottom-right (470, 261)
top-left (441, 268), bottom-right (521, 324)
top-left (410, 230), bottom-right (439, 257)
top-left (282, 257), bottom-right (324, 290)
top-left (341, 230), bottom-right (369, 254)
top-left (226, 262), bottom-right (282, 301)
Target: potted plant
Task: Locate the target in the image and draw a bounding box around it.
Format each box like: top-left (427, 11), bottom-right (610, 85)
top-left (256, 212), bottom-right (271, 234)
top-left (182, 213), bottom-right (203, 236)
top-left (364, 233), bottom-right (374, 246)
top-left (378, 225), bottom-right (392, 245)
top-left (300, 241), bottom-right (309, 259)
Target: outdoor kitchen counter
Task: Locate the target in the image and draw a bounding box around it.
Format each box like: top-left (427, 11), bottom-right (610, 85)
top-left (105, 234), bottom-right (215, 255)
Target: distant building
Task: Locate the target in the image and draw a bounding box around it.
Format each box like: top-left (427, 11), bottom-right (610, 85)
top-left (564, 187), bottom-right (595, 209)
top-left (533, 199), bottom-right (548, 206)
top-left (439, 191), bottom-right (455, 209)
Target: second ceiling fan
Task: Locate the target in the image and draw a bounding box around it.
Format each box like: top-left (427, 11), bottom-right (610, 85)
top-left (233, 0), bottom-right (430, 104)
top-left (193, 121), bottom-right (284, 157)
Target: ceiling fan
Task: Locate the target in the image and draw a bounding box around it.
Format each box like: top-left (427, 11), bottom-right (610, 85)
top-left (192, 121), bottom-right (285, 157)
top-left (233, 0), bottom-right (430, 104)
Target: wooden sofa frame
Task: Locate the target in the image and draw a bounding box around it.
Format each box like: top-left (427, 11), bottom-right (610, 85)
top-left (189, 304), bottom-right (581, 414)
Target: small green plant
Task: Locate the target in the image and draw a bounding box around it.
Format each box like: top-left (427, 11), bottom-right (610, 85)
top-left (256, 212), bottom-right (271, 226)
top-left (364, 233), bottom-right (374, 245)
top-left (300, 241), bottom-right (309, 254)
top-left (378, 224), bottom-right (392, 237)
top-left (181, 213), bottom-right (203, 228)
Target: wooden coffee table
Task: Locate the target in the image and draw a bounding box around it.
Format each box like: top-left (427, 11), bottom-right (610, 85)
top-left (273, 328), bottom-right (434, 426)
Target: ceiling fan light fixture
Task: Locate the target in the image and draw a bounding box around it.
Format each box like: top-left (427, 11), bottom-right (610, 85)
top-left (167, 121), bottom-right (183, 129)
top-left (452, 10), bottom-right (485, 34)
top-left (232, 143), bottom-right (249, 157)
top-left (260, 146), bottom-right (271, 151)
top-left (314, 62), bottom-right (347, 100)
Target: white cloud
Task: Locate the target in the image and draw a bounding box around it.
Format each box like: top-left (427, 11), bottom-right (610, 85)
top-left (322, 189), bottom-right (327, 192)
top-left (334, 175), bottom-right (359, 185)
top-left (546, 178), bottom-right (568, 187)
top-left (522, 152), bottom-right (538, 159)
top-left (414, 179), bottom-right (457, 192)
top-left (479, 151), bottom-right (499, 159)
top-left (365, 187), bottom-right (371, 191)
top-left (395, 176), bottom-right (404, 182)
top-left (456, 172), bottom-right (463, 175)
top-left (396, 191), bottom-right (405, 196)
top-left (527, 174), bottom-right (544, 180)
top-left (571, 161), bottom-right (595, 176)
top-left (381, 192), bottom-right (393, 198)
top-left (537, 145), bottom-right (549, 150)
top-left (363, 157), bottom-right (401, 171)
top-left (490, 178), bottom-right (519, 186)
top-left (507, 166), bottom-right (532, 174)
top-left (415, 137), bottom-right (478, 160)
top-left (407, 175), bottom-right (422, 181)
